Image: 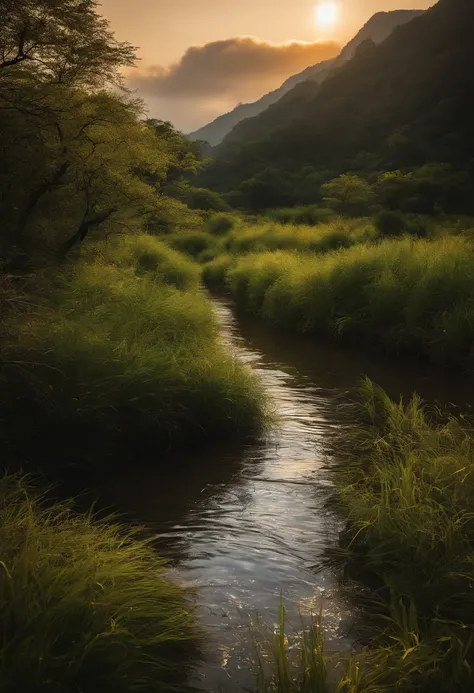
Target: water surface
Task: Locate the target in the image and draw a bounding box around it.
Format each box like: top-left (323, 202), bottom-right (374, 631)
top-left (94, 298), bottom-right (474, 692)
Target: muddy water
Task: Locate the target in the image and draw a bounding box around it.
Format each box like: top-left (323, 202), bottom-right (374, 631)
top-left (95, 298), bottom-right (474, 692)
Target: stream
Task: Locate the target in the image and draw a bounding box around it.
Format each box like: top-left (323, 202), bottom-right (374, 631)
top-left (90, 297), bottom-right (474, 692)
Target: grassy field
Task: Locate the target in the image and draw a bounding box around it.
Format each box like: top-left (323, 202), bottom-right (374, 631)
top-left (0, 473), bottom-right (198, 693)
top-left (0, 233), bottom-right (268, 463)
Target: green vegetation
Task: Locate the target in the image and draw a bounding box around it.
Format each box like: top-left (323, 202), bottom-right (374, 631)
top-left (200, 0), bottom-right (474, 213)
top-left (333, 379), bottom-right (474, 691)
top-left (206, 233), bottom-right (474, 371)
top-left (254, 381), bottom-right (474, 692)
top-left (0, 473), bottom-right (197, 693)
top-left (1, 233), bottom-right (267, 461)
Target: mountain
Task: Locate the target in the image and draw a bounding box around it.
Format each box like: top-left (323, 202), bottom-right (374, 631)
top-left (200, 0), bottom-right (474, 204)
top-left (187, 9), bottom-right (424, 146)
top-left (187, 59), bottom-right (334, 147)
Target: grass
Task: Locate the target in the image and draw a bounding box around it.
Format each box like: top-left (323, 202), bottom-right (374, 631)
top-left (331, 378), bottom-right (474, 692)
top-left (216, 235), bottom-right (474, 370)
top-left (0, 473), bottom-right (198, 693)
top-left (0, 233), bottom-right (268, 462)
top-left (221, 220), bottom-right (367, 255)
top-left (98, 233), bottom-right (201, 289)
top-left (255, 603), bottom-right (327, 693)
top-left (255, 381), bottom-right (474, 692)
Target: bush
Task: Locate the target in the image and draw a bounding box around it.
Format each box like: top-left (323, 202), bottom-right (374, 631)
top-left (167, 230), bottom-right (218, 258)
top-left (202, 255), bottom-right (235, 289)
top-left (187, 187), bottom-right (231, 212)
top-left (267, 206), bottom-right (335, 226)
top-left (207, 213), bottom-right (237, 235)
top-left (0, 474), bottom-right (197, 693)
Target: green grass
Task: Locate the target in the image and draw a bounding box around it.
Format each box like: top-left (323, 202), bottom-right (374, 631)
top-left (0, 473), bottom-right (198, 693)
top-left (254, 381), bottom-right (474, 692)
top-left (97, 233), bottom-right (201, 289)
top-left (0, 234), bottom-right (268, 461)
top-left (255, 603), bottom-right (327, 693)
top-left (331, 378), bottom-right (474, 692)
top-left (219, 235), bottom-right (474, 370)
top-left (221, 220), bottom-right (363, 255)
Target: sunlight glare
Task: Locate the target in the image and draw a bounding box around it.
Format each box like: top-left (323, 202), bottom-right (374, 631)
top-left (314, 2), bottom-right (339, 29)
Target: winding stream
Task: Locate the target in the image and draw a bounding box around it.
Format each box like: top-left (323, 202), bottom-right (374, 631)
top-left (91, 298), bottom-right (474, 692)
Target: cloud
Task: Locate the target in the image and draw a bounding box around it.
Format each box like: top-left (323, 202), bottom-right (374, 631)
top-left (128, 36), bottom-right (339, 130)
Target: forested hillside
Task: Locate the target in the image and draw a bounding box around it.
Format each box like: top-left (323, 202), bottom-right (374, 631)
top-left (188, 9), bottom-right (423, 147)
top-left (200, 0), bottom-right (474, 209)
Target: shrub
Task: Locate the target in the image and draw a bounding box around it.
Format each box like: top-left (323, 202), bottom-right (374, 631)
top-left (202, 255), bottom-right (235, 289)
top-left (0, 473), bottom-right (197, 693)
top-left (207, 213), bottom-right (237, 235)
top-left (167, 230), bottom-right (218, 258)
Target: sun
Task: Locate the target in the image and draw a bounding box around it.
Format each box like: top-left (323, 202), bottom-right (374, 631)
top-left (314, 2), bottom-right (339, 29)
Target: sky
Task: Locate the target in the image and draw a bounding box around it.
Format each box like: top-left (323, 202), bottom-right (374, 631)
top-left (99, 0), bottom-right (434, 132)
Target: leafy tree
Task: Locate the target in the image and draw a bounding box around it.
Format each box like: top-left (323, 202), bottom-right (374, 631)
top-left (0, 0), bottom-right (136, 87)
top-left (322, 174), bottom-right (375, 217)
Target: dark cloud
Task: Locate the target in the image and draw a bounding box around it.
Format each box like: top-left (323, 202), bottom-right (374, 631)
top-left (130, 36), bottom-right (339, 100)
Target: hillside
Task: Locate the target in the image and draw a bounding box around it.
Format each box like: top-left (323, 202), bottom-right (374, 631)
top-left (187, 59), bottom-right (334, 146)
top-left (200, 0), bottom-right (474, 203)
top-left (188, 9), bottom-right (423, 146)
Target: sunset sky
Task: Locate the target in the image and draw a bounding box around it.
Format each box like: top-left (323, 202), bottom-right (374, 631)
top-left (99, 0), bottom-right (434, 131)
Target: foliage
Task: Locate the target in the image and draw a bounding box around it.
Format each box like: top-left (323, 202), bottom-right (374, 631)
top-left (0, 237), bottom-right (268, 461)
top-left (200, 0), bottom-right (474, 213)
top-left (321, 175), bottom-right (375, 217)
top-left (330, 379), bottom-right (474, 692)
top-left (218, 235), bottom-right (474, 370)
top-left (0, 473), bottom-right (198, 693)
top-left (221, 220), bottom-right (358, 255)
top-left (166, 230), bottom-right (219, 259)
top-left (207, 213), bottom-right (238, 235)
top-left (0, 0), bottom-right (136, 87)
top-left (266, 206), bottom-right (335, 226)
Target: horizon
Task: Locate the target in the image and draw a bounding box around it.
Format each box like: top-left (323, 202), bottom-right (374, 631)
top-left (99, 0), bottom-right (434, 131)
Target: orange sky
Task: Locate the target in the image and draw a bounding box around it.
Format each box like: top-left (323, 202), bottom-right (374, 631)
top-left (99, 0), bottom-right (434, 131)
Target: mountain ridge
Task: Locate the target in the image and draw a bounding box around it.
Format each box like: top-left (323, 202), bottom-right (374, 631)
top-left (187, 9), bottom-right (424, 146)
top-left (199, 0), bottom-right (474, 203)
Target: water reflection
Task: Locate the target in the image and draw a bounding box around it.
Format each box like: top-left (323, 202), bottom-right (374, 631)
top-left (91, 298), bottom-right (474, 692)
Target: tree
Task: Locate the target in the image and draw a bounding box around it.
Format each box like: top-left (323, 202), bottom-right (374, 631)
top-left (321, 174), bottom-right (375, 217)
top-left (0, 0), bottom-right (136, 88)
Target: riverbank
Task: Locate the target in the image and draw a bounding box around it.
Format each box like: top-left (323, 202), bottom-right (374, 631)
top-left (0, 233), bottom-right (269, 468)
top-left (0, 473), bottom-right (198, 693)
top-left (197, 220), bottom-right (474, 372)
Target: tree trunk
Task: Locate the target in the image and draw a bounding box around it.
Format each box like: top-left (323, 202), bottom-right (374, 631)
top-left (58, 208), bottom-right (116, 260)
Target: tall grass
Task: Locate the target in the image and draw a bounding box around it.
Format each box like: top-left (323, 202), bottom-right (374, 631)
top-left (255, 382), bottom-right (474, 692)
top-left (97, 233), bottom-right (201, 289)
top-left (255, 603), bottom-right (327, 693)
top-left (0, 235), bottom-right (268, 460)
top-left (0, 473), bottom-right (198, 693)
top-left (222, 220), bottom-right (363, 255)
top-left (222, 235), bottom-right (474, 369)
top-left (330, 378), bottom-right (474, 692)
